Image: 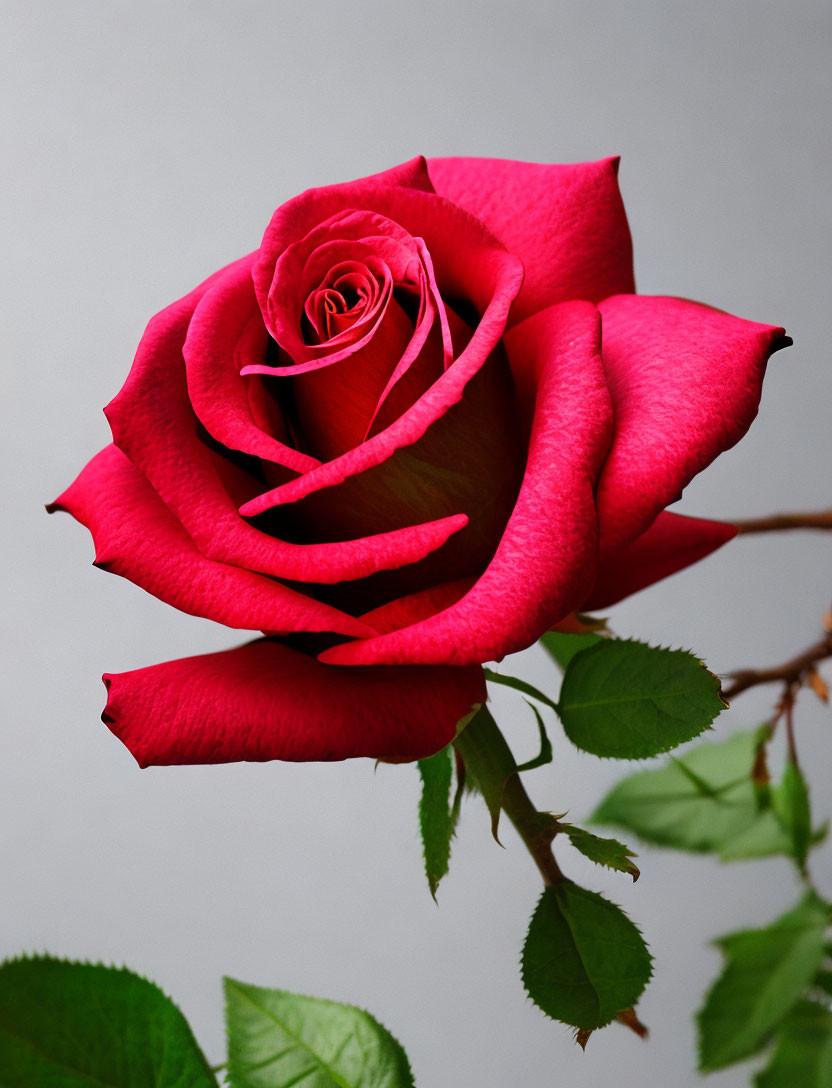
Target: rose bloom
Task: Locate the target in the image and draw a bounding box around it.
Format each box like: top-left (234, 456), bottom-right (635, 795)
top-left (50, 156), bottom-right (787, 767)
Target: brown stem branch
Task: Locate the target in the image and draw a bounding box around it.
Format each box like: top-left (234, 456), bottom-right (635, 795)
top-left (722, 631), bottom-right (832, 702)
top-left (733, 509), bottom-right (832, 535)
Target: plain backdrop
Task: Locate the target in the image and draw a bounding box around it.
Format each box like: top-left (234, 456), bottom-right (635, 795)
top-left (2, 1), bottom-right (832, 1085)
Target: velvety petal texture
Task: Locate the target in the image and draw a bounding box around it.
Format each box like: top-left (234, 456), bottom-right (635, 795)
top-left (51, 154), bottom-right (788, 766)
top-left (596, 295), bottom-right (787, 550)
top-left (585, 511), bottom-right (737, 610)
top-left (103, 640), bottom-right (486, 765)
top-left (428, 156), bottom-right (634, 323)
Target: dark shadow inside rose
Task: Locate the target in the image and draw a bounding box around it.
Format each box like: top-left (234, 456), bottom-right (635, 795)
top-left (249, 343), bottom-right (525, 615)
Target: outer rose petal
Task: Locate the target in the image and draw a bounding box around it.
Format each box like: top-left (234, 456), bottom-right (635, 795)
top-left (427, 156), bottom-right (634, 324)
top-left (47, 445), bottom-right (373, 638)
top-left (596, 295), bottom-right (788, 551)
top-left (584, 511), bottom-right (737, 610)
top-left (102, 639), bottom-right (485, 765)
top-left (320, 301), bottom-right (613, 666)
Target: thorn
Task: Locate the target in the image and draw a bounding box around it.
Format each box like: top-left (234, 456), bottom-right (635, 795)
top-left (807, 667), bottom-right (829, 704)
top-left (616, 1007), bottom-right (649, 1039)
top-left (575, 1028), bottom-right (592, 1050)
top-left (490, 809), bottom-right (504, 848)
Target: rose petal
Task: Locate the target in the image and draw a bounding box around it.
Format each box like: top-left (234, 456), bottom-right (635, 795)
top-left (596, 295), bottom-right (789, 550)
top-left (427, 156), bottom-right (634, 324)
top-left (360, 579), bottom-right (475, 635)
top-left (106, 263), bottom-right (473, 584)
top-left (102, 638), bottom-right (485, 766)
top-left (184, 257), bottom-right (319, 473)
top-left (320, 301), bottom-right (613, 665)
top-left (584, 511), bottom-right (737, 610)
top-left (48, 446), bottom-right (373, 637)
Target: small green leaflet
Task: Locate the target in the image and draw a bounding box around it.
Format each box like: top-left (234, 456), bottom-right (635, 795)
top-left (755, 1001), bottom-right (832, 1088)
top-left (540, 630), bottom-right (604, 670)
top-left (452, 705), bottom-right (511, 843)
top-left (697, 892), bottom-right (830, 1071)
top-left (558, 639), bottom-right (724, 758)
top-left (521, 883), bottom-right (652, 1030)
top-left (513, 701), bottom-right (553, 775)
top-left (225, 978), bottom-right (414, 1088)
top-left (483, 668), bottom-right (559, 713)
top-left (0, 956), bottom-right (217, 1087)
top-left (560, 825), bottom-right (640, 881)
top-left (773, 759), bottom-right (812, 873)
top-left (417, 746), bottom-right (456, 900)
top-left (592, 728), bottom-right (827, 861)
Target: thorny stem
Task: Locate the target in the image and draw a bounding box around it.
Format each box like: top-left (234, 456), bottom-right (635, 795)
top-left (502, 769), bottom-right (565, 887)
top-left (453, 708), bottom-right (565, 886)
top-left (733, 509), bottom-right (832, 534)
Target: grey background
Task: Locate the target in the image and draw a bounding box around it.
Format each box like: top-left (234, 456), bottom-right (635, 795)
top-left (3, 1), bottom-right (831, 1084)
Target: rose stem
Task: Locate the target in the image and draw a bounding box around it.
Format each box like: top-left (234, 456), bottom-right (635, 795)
top-left (733, 509), bottom-right (832, 534)
top-left (453, 706), bottom-right (565, 886)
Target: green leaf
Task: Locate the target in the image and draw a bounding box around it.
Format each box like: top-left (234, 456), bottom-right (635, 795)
top-left (225, 978), bottom-right (414, 1088)
top-left (513, 701), bottom-right (553, 775)
top-left (756, 1001), bottom-right (832, 1087)
top-left (417, 746), bottom-right (455, 899)
top-left (591, 727), bottom-right (827, 861)
top-left (591, 729), bottom-right (763, 853)
top-left (483, 668), bottom-right (559, 713)
top-left (698, 893), bottom-right (830, 1071)
top-left (452, 705), bottom-right (510, 842)
top-left (0, 955), bottom-right (217, 1087)
top-left (558, 639), bottom-right (724, 758)
top-left (561, 825), bottom-right (640, 881)
top-left (521, 882), bottom-right (652, 1030)
top-left (773, 759), bottom-right (812, 873)
top-left (540, 630), bottom-right (604, 670)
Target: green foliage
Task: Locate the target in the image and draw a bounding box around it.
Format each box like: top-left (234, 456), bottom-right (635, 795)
top-left (540, 630), bottom-right (604, 670)
top-left (558, 639), bottom-right (724, 758)
top-left (697, 893), bottom-right (830, 1071)
top-left (225, 978), bottom-right (414, 1088)
top-left (755, 1001), bottom-right (832, 1088)
top-left (560, 825), bottom-right (640, 881)
top-left (483, 668), bottom-right (559, 713)
top-left (0, 955), bottom-right (217, 1087)
top-left (417, 746), bottom-right (455, 899)
top-left (521, 882), bottom-right (652, 1030)
top-left (592, 729), bottom-right (762, 852)
top-left (513, 701), bottom-right (553, 775)
top-left (593, 728), bottom-right (827, 864)
top-left (452, 705), bottom-right (511, 842)
top-left (773, 759), bottom-right (812, 873)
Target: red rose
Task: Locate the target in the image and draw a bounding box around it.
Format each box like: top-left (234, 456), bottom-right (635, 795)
top-left (50, 156), bottom-right (787, 767)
